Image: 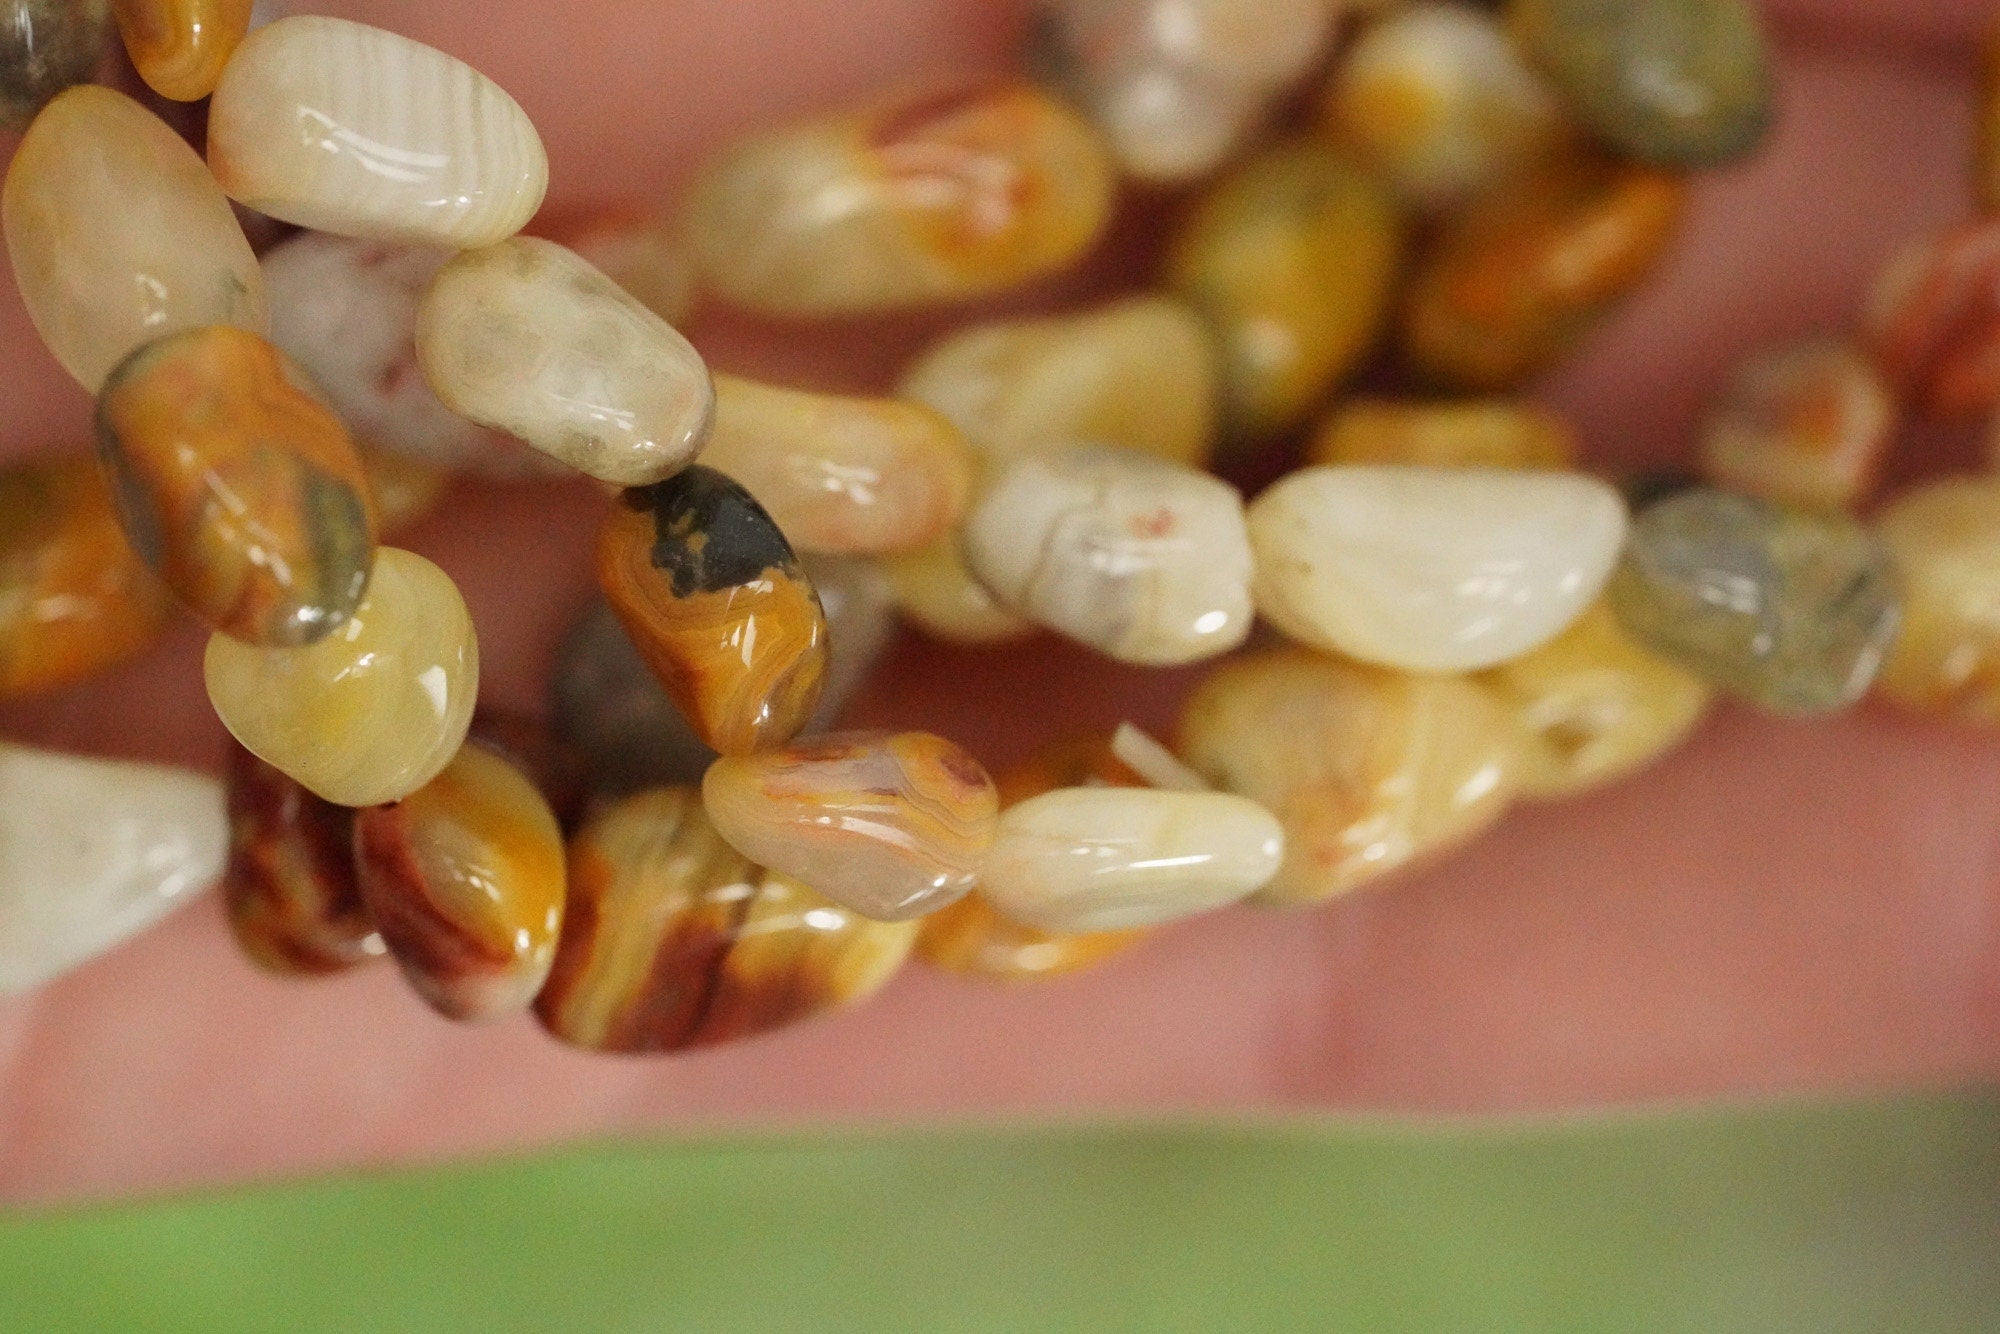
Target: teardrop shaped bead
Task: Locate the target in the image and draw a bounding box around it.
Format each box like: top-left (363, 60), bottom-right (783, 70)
top-left (1248, 465), bottom-right (1627, 672)
top-left (222, 740), bottom-right (382, 976)
top-left (598, 466), bottom-right (828, 756)
top-left (1874, 477), bottom-right (2000, 724)
top-left (3, 85), bottom-right (267, 391)
top-left (112, 0), bottom-right (253, 101)
top-left (685, 82), bottom-right (1115, 317)
top-left (1698, 338), bottom-right (1893, 512)
top-left (558, 210), bottom-right (696, 326)
top-left (0, 0), bottom-right (111, 131)
top-left (1307, 398), bottom-right (1577, 471)
top-left (963, 444), bottom-right (1255, 666)
top-left (701, 731), bottom-right (998, 922)
top-left (537, 787), bottom-right (917, 1053)
top-left (1862, 223), bottom-right (2000, 423)
top-left (1402, 157), bottom-right (1684, 390)
top-left (1167, 139), bottom-right (1404, 437)
top-left (415, 237), bottom-right (714, 486)
top-left (354, 742), bottom-right (565, 1022)
top-left (1608, 488), bottom-right (1901, 715)
top-left (208, 16), bottom-right (548, 248)
top-left (205, 546), bottom-right (479, 806)
top-left (0, 742), bottom-right (224, 994)
top-left (882, 533), bottom-right (1036, 645)
top-left (97, 324), bottom-right (378, 647)
top-left (0, 457), bottom-right (175, 700)
top-left (1178, 647), bottom-right (1521, 905)
top-left (899, 295), bottom-right (1221, 471)
top-left (702, 375), bottom-right (973, 555)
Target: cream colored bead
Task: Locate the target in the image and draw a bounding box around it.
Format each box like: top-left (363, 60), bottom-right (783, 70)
top-left (882, 534), bottom-right (1037, 645)
top-left (208, 16), bottom-right (547, 248)
top-left (1179, 647), bottom-right (1520, 904)
top-left (0, 744), bottom-right (225, 993)
top-left (899, 295), bottom-right (1220, 470)
top-left (702, 375), bottom-right (973, 555)
top-left (1248, 465), bottom-right (1627, 671)
top-left (1875, 476), bottom-right (2000, 723)
top-left (979, 787), bottom-right (1282, 933)
top-left (205, 547), bottom-right (478, 807)
top-left (964, 445), bottom-right (1254, 665)
top-left (1478, 600), bottom-right (1711, 799)
top-left (2, 85), bottom-right (267, 392)
top-left (415, 237), bottom-right (713, 486)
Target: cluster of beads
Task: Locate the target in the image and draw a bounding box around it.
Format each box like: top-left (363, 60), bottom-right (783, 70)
top-left (1, 0), bottom-right (1992, 1056)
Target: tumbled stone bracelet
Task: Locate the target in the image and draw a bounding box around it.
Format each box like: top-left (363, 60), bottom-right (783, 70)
top-left (0, 0), bottom-right (1984, 1051)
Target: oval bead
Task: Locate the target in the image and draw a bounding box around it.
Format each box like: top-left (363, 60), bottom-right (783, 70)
top-left (3, 85), bottom-right (267, 392)
top-left (112, 0), bottom-right (253, 101)
top-left (882, 533), bottom-right (1037, 646)
top-left (0, 457), bottom-right (175, 700)
top-left (1698, 338), bottom-right (1893, 512)
top-left (221, 740), bottom-right (381, 975)
top-left (1478, 600), bottom-right (1711, 800)
top-left (899, 295), bottom-right (1220, 471)
top-left (0, 742), bottom-right (223, 994)
top-left (1307, 398), bottom-right (1577, 471)
top-left (1874, 477), bottom-right (2000, 724)
top-left (963, 445), bottom-right (1254, 666)
top-left (702, 731), bottom-right (998, 922)
top-left (685, 82), bottom-right (1114, 317)
top-left (537, 787), bottom-right (917, 1053)
top-left (205, 546), bottom-right (479, 806)
top-left (1509, 0), bottom-right (1771, 167)
top-left (354, 743), bottom-right (565, 1022)
top-left (1248, 465), bottom-right (1626, 672)
top-left (1402, 157), bottom-right (1684, 390)
top-left (1179, 648), bottom-right (1520, 905)
top-left (598, 466), bottom-right (828, 756)
top-left (97, 324), bottom-right (378, 647)
top-left (1167, 139), bottom-right (1404, 437)
top-left (1608, 488), bottom-right (1901, 715)
top-left (0, 0), bottom-right (110, 131)
top-left (415, 238), bottom-right (713, 486)
top-left (559, 210), bottom-right (696, 326)
top-left (702, 375), bottom-right (973, 555)
top-left (1862, 223), bottom-right (2000, 423)
top-left (208, 16), bottom-right (548, 248)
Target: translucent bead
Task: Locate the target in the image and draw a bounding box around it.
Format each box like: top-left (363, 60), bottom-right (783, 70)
top-left (1248, 464), bottom-right (1626, 672)
top-left (1307, 398), bottom-right (1577, 471)
top-left (0, 0), bottom-right (110, 131)
top-left (1608, 488), bottom-right (1901, 715)
top-left (1402, 157), bottom-right (1684, 390)
top-left (415, 237), bottom-right (713, 487)
top-left (1167, 139), bottom-right (1404, 437)
top-left (1179, 648), bottom-right (1520, 905)
top-left (222, 741), bottom-right (382, 976)
top-left (1698, 338), bottom-right (1893, 511)
top-left (354, 743), bottom-right (564, 1022)
top-left (537, 788), bottom-right (915, 1053)
top-left (204, 546), bottom-right (479, 806)
top-left (685, 82), bottom-right (1114, 317)
top-left (208, 16), bottom-right (548, 248)
top-left (1324, 2), bottom-right (1569, 209)
top-left (0, 742), bottom-right (223, 994)
top-left (1478, 600), bottom-right (1711, 800)
top-left (112, 0), bottom-right (253, 101)
top-left (702, 730), bottom-right (999, 921)
top-left (598, 466), bottom-right (827, 756)
top-left (1874, 477), bottom-right (2000, 724)
top-left (96, 325), bottom-right (378, 648)
top-left (1509, 0), bottom-right (1771, 167)
top-left (3, 85), bottom-right (267, 392)
top-left (359, 446), bottom-right (450, 537)
top-left (0, 457), bottom-right (175, 700)
top-left (963, 444), bottom-right (1255, 666)
top-left (1863, 223), bottom-right (2000, 423)
top-left (559, 211), bottom-right (697, 326)
top-left (702, 375), bottom-right (973, 555)
top-left (899, 295), bottom-right (1220, 471)
top-left (881, 534), bottom-right (1037, 646)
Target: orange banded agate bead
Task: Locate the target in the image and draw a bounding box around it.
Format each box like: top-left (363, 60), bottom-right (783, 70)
top-left (111, 0), bottom-right (254, 102)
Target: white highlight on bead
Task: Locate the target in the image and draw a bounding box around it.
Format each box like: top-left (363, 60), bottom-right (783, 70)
top-left (1109, 722), bottom-right (1210, 792)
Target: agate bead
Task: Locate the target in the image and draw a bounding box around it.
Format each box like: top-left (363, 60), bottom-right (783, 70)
top-left (1608, 488), bottom-right (1901, 715)
top-left (96, 325), bottom-right (377, 648)
top-left (0, 0), bottom-right (110, 131)
top-left (701, 731), bottom-right (998, 922)
top-left (685, 82), bottom-right (1114, 316)
top-left (208, 16), bottom-right (548, 248)
top-left (537, 788), bottom-right (916, 1053)
top-left (1863, 222), bottom-right (2000, 422)
top-left (1307, 398), bottom-right (1578, 471)
top-left (882, 534), bottom-right (1037, 646)
top-left (1698, 338), bottom-right (1893, 512)
top-left (1874, 477), bottom-right (2000, 724)
top-left (112, 0), bottom-right (254, 101)
top-left (599, 467), bottom-right (828, 757)
top-left (205, 547), bottom-right (479, 807)
top-left (3, 85), bottom-right (267, 392)
top-left (416, 237), bottom-right (714, 487)
top-left (355, 743), bottom-right (565, 1022)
